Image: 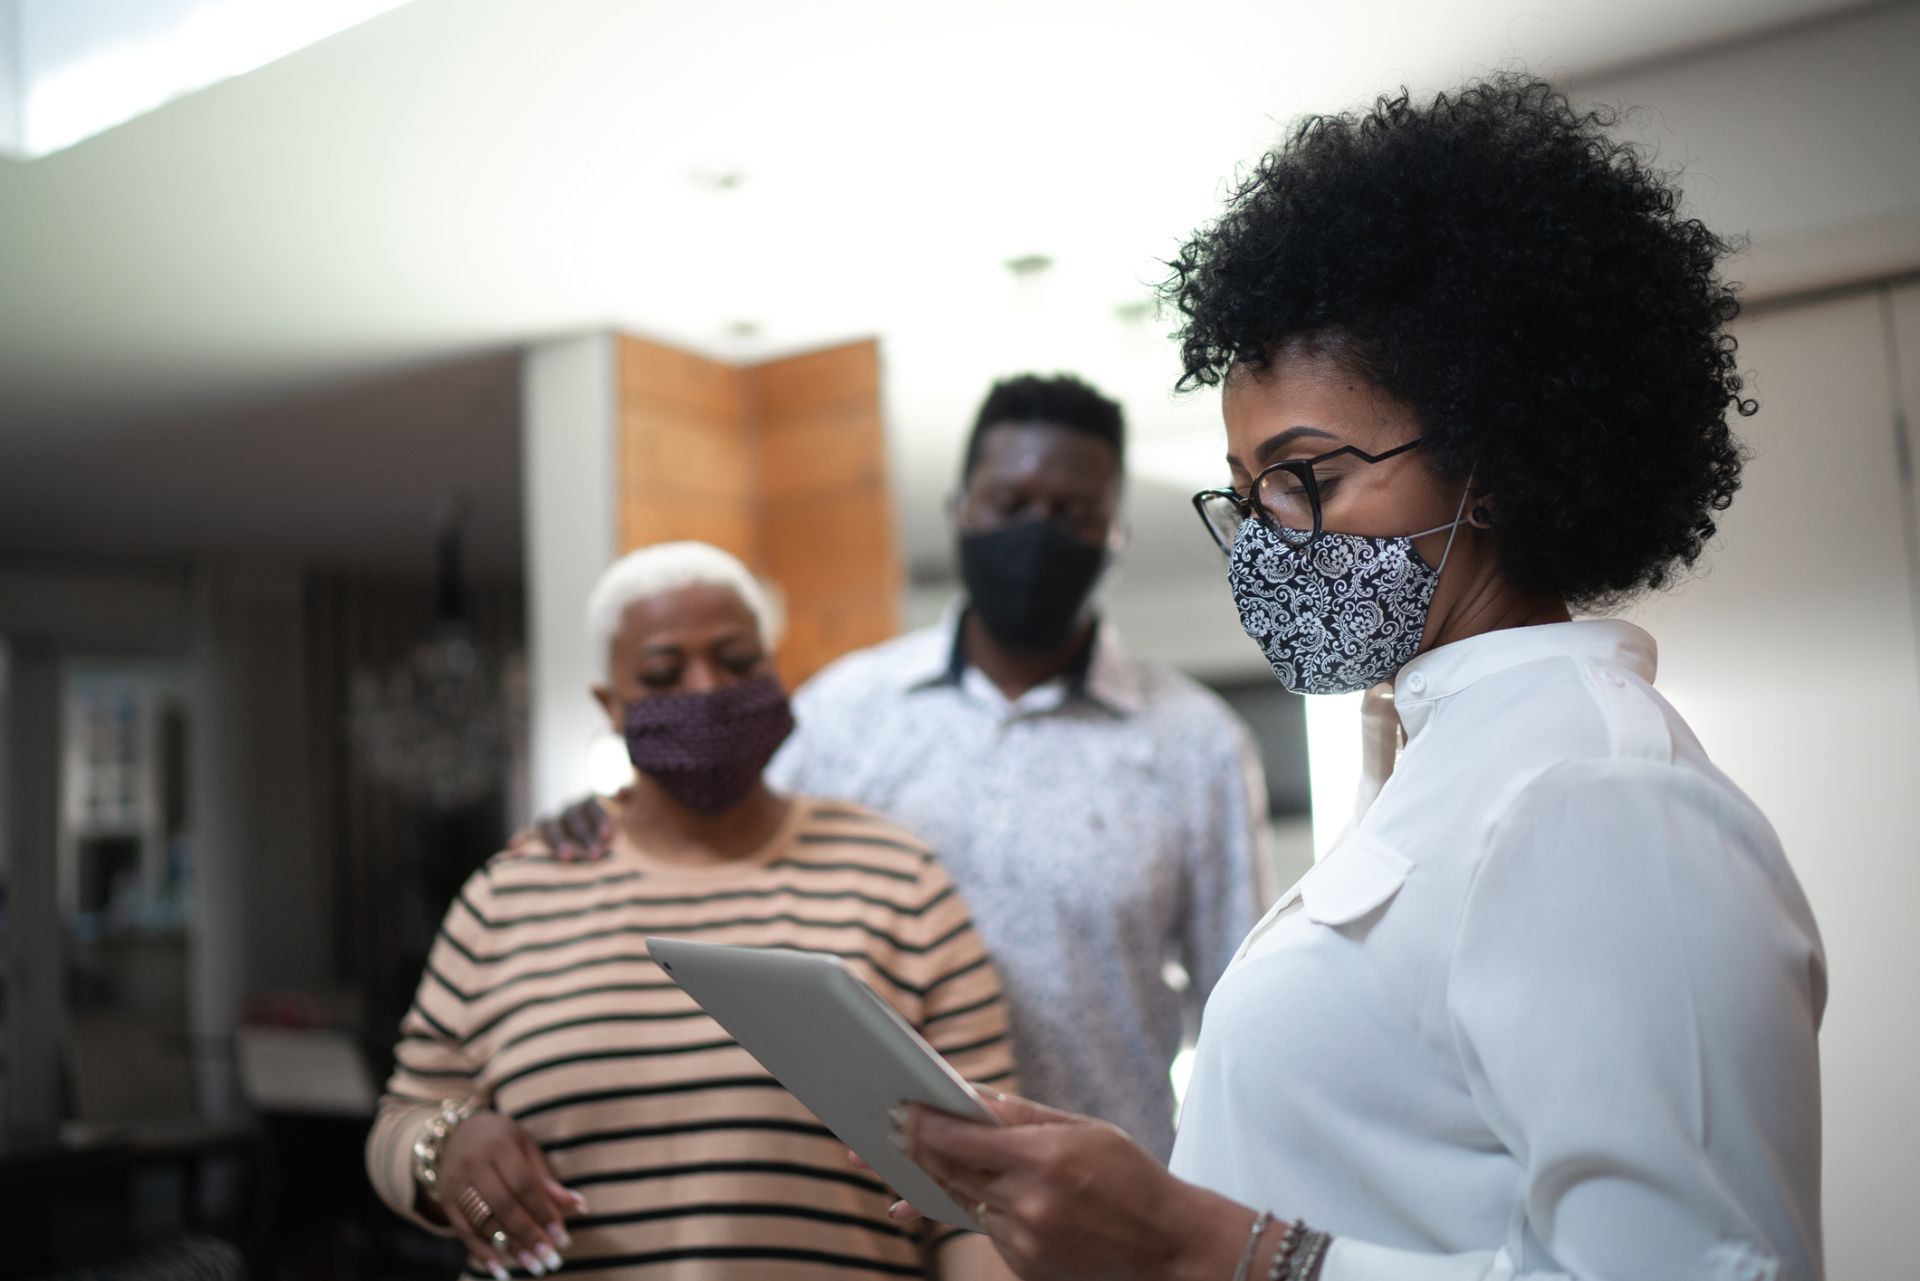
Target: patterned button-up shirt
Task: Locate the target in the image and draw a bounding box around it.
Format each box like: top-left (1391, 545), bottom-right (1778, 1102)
top-left (768, 606), bottom-right (1273, 1160)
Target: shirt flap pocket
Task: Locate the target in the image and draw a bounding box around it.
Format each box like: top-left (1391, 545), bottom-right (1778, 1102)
top-left (1299, 831), bottom-right (1412, 926)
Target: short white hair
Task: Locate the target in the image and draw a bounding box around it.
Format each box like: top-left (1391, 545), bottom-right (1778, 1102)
top-left (585, 542), bottom-right (783, 673)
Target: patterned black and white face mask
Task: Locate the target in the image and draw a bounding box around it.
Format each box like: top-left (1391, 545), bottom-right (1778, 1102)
top-left (1227, 496), bottom-right (1468, 696)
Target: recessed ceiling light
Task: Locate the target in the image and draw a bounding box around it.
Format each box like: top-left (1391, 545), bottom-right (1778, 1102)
top-left (725, 320), bottom-right (761, 340)
top-left (688, 169), bottom-right (748, 192)
top-left (1005, 253), bottom-right (1054, 278)
top-left (1113, 299), bottom-right (1156, 324)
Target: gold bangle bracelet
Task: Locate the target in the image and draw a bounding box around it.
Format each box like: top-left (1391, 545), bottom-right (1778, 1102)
top-left (410, 1097), bottom-right (476, 1203)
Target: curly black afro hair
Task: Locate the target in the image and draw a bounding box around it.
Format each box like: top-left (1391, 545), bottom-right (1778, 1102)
top-left (1164, 74), bottom-right (1754, 608)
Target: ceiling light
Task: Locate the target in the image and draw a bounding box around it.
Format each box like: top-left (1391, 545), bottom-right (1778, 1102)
top-left (688, 169), bottom-right (748, 192)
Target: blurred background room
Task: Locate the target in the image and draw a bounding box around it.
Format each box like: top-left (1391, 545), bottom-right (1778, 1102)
top-left (0, 1), bottom-right (1915, 1277)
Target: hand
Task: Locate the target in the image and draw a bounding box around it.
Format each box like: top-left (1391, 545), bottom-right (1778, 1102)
top-left (507, 792), bottom-right (617, 864)
top-left (894, 1092), bottom-right (1255, 1281)
top-left (437, 1109), bottom-right (589, 1279)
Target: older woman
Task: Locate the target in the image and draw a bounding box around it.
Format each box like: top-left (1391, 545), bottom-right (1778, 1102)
top-left (367, 542), bottom-right (1017, 1281)
top-left (893, 77), bottom-right (1824, 1281)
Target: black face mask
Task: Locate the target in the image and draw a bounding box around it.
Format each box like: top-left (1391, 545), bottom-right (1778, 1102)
top-left (958, 520), bottom-right (1108, 652)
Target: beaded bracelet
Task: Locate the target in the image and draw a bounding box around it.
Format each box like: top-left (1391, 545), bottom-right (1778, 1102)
top-left (1264, 1218), bottom-right (1304, 1280)
top-left (1285, 1228), bottom-right (1332, 1281)
top-left (410, 1097), bottom-right (475, 1203)
top-left (1231, 1210), bottom-right (1274, 1281)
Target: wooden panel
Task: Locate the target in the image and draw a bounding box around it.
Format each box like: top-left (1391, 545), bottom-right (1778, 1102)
top-left (620, 402), bottom-right (753, 503)
top-left (761, 485), bottom-right (899, 599)
top-left (619, 495), bottom-right (755, 563)
top-left (619, 334), bottom-right (747, 418)
top-left (617, 334), bottom-right (755, 564)
top-left (754, 338), bottom-right (900, 681)
top-left (748, 339), bottom-right (880, 418)
top-left (758, 405), bottom-right (887, 498)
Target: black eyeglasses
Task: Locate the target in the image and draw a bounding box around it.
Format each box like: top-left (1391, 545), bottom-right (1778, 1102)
top-left (1191, 438), bottom-right (1424, 552)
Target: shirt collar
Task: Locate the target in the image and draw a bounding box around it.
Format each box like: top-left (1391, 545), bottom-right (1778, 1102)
top-left (904, 597), bottom-right (1145, 717)
top-left (1392, 619), bottom-right (1658, 740)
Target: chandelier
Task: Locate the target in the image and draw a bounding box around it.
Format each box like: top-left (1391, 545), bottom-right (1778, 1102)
top-left (348, 497), bottom-right (521, 810)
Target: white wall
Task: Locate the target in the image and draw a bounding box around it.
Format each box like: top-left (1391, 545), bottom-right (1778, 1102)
top-left (520, 334), bottom-right (618, 813)
top-left (186, 564), bottom-right (324, 1116)
top-left (1622, 285), bottom-right (1919, 1281)
top-left (1571, 16), bottom-right (1920, 1278)
top-left (1578, 3), bottom-right (1920, 302)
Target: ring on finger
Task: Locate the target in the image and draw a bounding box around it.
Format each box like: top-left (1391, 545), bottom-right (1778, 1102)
top-left (489, 1228), bottom-right (512, 1253)
top-left (456, 1186), bottom-right (494, 1231)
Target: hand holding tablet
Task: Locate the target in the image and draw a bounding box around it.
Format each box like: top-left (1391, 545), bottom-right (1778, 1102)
top-left (647, 936), bottom-right (1000, 1228)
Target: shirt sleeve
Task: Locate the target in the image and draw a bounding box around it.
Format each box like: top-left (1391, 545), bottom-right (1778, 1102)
top-left (364, 865), bottom-right (500, 1231)
top-left (1317, 761), bottom-right (1825, 1281)
top-left (1179, 714), bottom-right (1274, 1009)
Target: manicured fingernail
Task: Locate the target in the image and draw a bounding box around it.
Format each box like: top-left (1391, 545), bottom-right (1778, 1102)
top-left (538, 1243), bottom-right (563, 1271)
top-left (568, 1190), bottom-right (590, 1212)
top-left (551, 1225), bottom-right (572, 1249)
top-left (887, 1105), bottom-right (908, 1130)
top-left (520, 1250), bottom-right (547, 1277)
top-left (888, 1200), bottom-right (911, 1220)
top-left (488, 1263), bottom-right (510, 1281)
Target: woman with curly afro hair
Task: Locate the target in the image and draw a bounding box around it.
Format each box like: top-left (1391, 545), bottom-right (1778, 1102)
top-left (892, 75), bottom-right (1824, 1281)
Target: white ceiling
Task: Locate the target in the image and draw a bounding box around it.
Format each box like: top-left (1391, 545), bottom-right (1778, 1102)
top-left (0, 0), bottom-right (1881, 577)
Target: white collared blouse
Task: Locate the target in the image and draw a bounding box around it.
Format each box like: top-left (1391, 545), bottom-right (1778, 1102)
top-left (1169, 620), bottom-right (1825, 1281)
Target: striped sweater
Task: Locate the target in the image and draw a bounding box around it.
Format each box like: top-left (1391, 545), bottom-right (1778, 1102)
top-left (367, 798), bottom-right (1016, 1279)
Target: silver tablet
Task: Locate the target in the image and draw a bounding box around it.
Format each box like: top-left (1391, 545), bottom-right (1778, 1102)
top-left (647, 936), bottom-right (997, 1228)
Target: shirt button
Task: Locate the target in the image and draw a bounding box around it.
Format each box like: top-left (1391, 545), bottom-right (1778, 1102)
top-left (1405, 671), bottom-right (1428, 695)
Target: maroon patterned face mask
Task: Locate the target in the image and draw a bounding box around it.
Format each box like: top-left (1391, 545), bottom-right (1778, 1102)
top-left (621, 673), bottom-right (796, 814)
